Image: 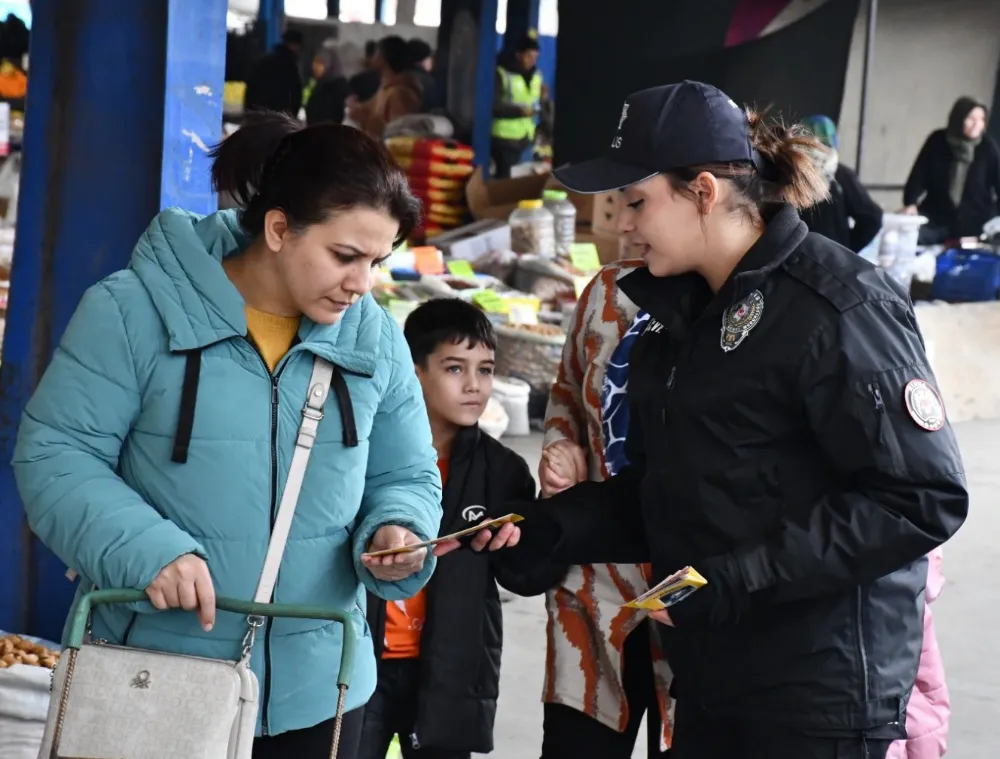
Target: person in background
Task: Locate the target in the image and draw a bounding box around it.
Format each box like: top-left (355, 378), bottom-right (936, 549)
top-left (348, 35), bottom-right (423, 139)
top-left (12, 112), bottom-right (447, 758)
top-left (406, 38), bottom-right (443, 112)
top-left (304, 43), bottom-right (350, 126)
top-left (798, 115), bottom-right (883, 253)
top-left (490, 81), bottom-right (968, 758)
top-left (539, 261), bottom-right (673, 759)
top-left (903, 96), bottom-right (1000, 243)
top-left (359, 298), bottom-right (558, 759)
top-left (886, 548), bottom-right (950, 759)
top-left (492, 34), bottom-right (550, 179)
top-left (243, 29), bottom-right (304, 117)
top-left (349, 40), bottom-right (382, 104)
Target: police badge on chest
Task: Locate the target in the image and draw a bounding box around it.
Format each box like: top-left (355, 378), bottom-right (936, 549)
top-left (721, 290), bottom-right (764, 352)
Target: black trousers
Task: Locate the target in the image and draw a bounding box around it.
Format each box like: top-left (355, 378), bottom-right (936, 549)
top-left (358, 658), bottom-right (470, 759)
top-left (541, 620), bottom-right (669, 759)
top-left (491, 138), bottom-right (529, 179)
top-left (670, 702), bottom-right (893, 759)
top-left (252, 707), bottom-right (365, 759)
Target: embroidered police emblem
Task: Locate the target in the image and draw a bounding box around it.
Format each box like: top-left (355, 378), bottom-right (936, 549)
top-left (904, 379), bottom-right (946, 431)
top-left (720, 290), bottom-right (764, 352)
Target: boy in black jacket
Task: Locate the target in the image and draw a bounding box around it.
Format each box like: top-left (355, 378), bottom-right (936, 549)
top-left (359, 298), bottom-right (563, 759)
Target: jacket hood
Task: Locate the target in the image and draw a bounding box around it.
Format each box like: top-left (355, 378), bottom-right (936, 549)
top-left (128, 207), bottom-right (383, 375)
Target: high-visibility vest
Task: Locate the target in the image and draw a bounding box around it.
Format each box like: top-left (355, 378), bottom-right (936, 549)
top-left (492, 67), bottom-right (543, 142)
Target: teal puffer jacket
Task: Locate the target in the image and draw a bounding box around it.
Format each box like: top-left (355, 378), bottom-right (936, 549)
top-left (12, 208), bottom-right (443, 736)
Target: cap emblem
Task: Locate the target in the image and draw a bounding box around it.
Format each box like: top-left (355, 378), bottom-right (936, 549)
top-left (618, 102), bottom-right (630, 131)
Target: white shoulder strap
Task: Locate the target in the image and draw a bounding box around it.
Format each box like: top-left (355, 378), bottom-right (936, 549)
top-left (253, 356), bottom-right (335, 604)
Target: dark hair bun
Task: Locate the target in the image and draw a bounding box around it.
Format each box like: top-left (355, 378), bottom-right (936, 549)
top-left (747, 109), bottom-right (831, 210)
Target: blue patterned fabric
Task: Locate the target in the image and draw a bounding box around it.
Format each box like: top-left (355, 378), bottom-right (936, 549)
top-left (601, 310), bottom-right (650, 476)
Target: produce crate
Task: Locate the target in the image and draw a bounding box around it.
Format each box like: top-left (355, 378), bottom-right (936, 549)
top-left (931, 248), bottom-right (1000, 303)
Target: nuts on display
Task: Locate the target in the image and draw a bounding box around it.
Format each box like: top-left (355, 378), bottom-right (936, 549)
top-left (0, 634), bottom-right (60, 669)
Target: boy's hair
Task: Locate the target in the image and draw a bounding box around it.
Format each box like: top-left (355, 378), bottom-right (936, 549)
top-left (404, 298), bottom-right (498, 367)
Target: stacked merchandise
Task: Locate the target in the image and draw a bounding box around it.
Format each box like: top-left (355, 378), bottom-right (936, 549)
top-left (385, 137), bottom-right (476, 241)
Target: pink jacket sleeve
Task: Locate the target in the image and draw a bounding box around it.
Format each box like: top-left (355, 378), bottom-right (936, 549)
top-left (886, 548), bottom-right (949, 759)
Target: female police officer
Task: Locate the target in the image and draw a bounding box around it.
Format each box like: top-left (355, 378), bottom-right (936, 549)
top-left (496, 82), bottom-right (968, 759)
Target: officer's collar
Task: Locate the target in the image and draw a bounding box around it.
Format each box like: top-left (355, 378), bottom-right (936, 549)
top-left (619, 204), bottom-right (807, 329)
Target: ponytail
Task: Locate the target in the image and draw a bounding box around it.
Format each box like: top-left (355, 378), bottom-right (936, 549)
top-left (207, 111), bottom-right (420, 244)
top-left (665, 107), bottom-right (832, 220)
top-left (209, 111), bottom-right (302, 210)
top-left (746, 109), bottom-right (830, 210)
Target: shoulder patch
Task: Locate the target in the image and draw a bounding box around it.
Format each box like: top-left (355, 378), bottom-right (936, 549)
top-left (904, 379), bottom-right (946, 431)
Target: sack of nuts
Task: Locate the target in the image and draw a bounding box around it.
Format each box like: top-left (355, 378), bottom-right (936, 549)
top-left (0, 634), bottom-right (60, 669)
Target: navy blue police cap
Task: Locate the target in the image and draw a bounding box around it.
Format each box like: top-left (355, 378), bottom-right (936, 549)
top-left (554, 80), bottom-right (767, 195)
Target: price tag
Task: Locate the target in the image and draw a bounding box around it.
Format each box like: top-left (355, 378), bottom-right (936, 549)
top-left (413, 246), bottom-right (445, 275)
top-left (569, 243), bottom-right (601, 273)
top-left (507, 300), bottom-right (539, 325)
top-left (472, 289), bottom-right (508, 313)
top-left (573, 275), bottom-right (593, 299)
top-left (446, 259), bottom-right (476, 278)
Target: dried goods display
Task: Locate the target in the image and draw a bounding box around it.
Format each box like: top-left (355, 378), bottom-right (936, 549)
top-left (0, 634), bottom-right (60, 669)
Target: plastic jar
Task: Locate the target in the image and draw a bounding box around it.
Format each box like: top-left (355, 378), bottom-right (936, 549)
top-left (542, 189), bottom-right (577, 257)
top-left (509, 199), bottom-right (556, 258)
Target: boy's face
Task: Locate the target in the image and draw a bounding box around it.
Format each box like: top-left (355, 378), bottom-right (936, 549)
top-left (416, 339), bottom-right (495, 431)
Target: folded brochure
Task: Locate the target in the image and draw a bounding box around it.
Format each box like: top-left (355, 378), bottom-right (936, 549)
top-left (623, 566), bottom-right (708, 611)
top-left (363, 513), bottom-right (524, 557)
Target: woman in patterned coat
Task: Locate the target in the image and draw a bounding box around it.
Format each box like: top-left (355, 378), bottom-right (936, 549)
top-left (537, 259), bottom-right (673, 758)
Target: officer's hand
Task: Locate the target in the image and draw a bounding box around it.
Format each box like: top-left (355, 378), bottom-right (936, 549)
top-left (146, 554), bottom-right (216, 632)
top-left (361, 526), bottom-right (428, 581)
top-left (539, 441), bottom-right (587, 497)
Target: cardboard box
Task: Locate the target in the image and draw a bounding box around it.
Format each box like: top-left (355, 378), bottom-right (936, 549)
top-left (592, 191), bottom-right (622, 236)
top-left (430, 220), bottom-right (512, 261)
top-left (466, 169), bottom-right (593, 224)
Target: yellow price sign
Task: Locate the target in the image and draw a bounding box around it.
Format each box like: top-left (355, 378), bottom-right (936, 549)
top-left (472, 289), bottom-right (508, 313)
top-left (569, 243), bottom-right (601, 273)
top-left (446, 259), bottom-right (476, 278)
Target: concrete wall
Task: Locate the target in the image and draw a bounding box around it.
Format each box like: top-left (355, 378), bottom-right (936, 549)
top-left (917, 302), bottom-right (1000, 423)
top-left (837, 0), bottom-right (1000, 210)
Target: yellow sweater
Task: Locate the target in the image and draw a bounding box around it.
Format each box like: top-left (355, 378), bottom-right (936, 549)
top-left (246, 306), bottom-right (300, 372)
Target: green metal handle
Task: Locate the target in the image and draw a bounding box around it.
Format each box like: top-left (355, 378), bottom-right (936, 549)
top-left (67, 588), bottom-right (356, 689)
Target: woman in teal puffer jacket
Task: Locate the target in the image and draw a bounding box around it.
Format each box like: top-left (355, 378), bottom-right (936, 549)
top-left (13, 113), bottom-right (444, 758)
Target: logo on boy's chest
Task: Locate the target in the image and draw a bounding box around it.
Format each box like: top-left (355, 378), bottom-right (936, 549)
top-left (461, 505), bottom-right (486, 523)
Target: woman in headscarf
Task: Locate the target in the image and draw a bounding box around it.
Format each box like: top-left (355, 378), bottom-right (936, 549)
top-left (798, 115), bottom-right (883, 253)
top-left (304, 43), bottom-right (350, 126)
top-left (903, 96), bottom-right (1000, 243)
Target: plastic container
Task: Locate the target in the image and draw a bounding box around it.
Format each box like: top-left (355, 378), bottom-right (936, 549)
top-left (877, 213), bottom-right (927, 289)
top-left (491, 376), bottom-right (531, 436)
top-left (509, 199), bottom-right (556, 259)
top-left (931, 247), bottom-right (1000, 302)
top-left (542, 189), bottom-right (577, 257)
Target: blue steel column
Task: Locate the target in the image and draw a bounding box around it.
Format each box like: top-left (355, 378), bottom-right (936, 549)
top-left (259, 0), bottom-right (286, 50)
top-left (503, 0), bottom-right (541, 49)
top-left (472, 0), bottom-right (501, 169)
top-left (0, 0), bottom-right (227, 640)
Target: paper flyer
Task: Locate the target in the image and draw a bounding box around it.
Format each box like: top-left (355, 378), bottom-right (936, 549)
top-left (363, 513), bottom-right (524, 557)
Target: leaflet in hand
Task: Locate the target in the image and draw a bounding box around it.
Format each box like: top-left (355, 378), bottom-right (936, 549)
top-left (622, 566), bottom-right (708, 611)
top-left (363, 513), bottom-right (524, 557)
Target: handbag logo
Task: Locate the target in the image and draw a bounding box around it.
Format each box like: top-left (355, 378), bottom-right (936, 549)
top-left (130, 670), bottom-right (151, 689)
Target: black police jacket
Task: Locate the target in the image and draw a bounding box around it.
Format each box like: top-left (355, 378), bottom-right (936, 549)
top-left (367, 425), bottom-right (564, 753)
top-left (501, 204), bottom-right (968, 734)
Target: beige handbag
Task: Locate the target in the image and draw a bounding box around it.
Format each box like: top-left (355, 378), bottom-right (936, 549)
top-left (37, 357), bottom-right (357, 759)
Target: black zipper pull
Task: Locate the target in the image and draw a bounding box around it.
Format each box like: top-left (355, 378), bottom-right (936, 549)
top-left (271, 379), bottom-right (279, 406)
top-left (666, 366), bottom-right (677, 391)
top-left (868, 383), bottom-right (885, 413)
